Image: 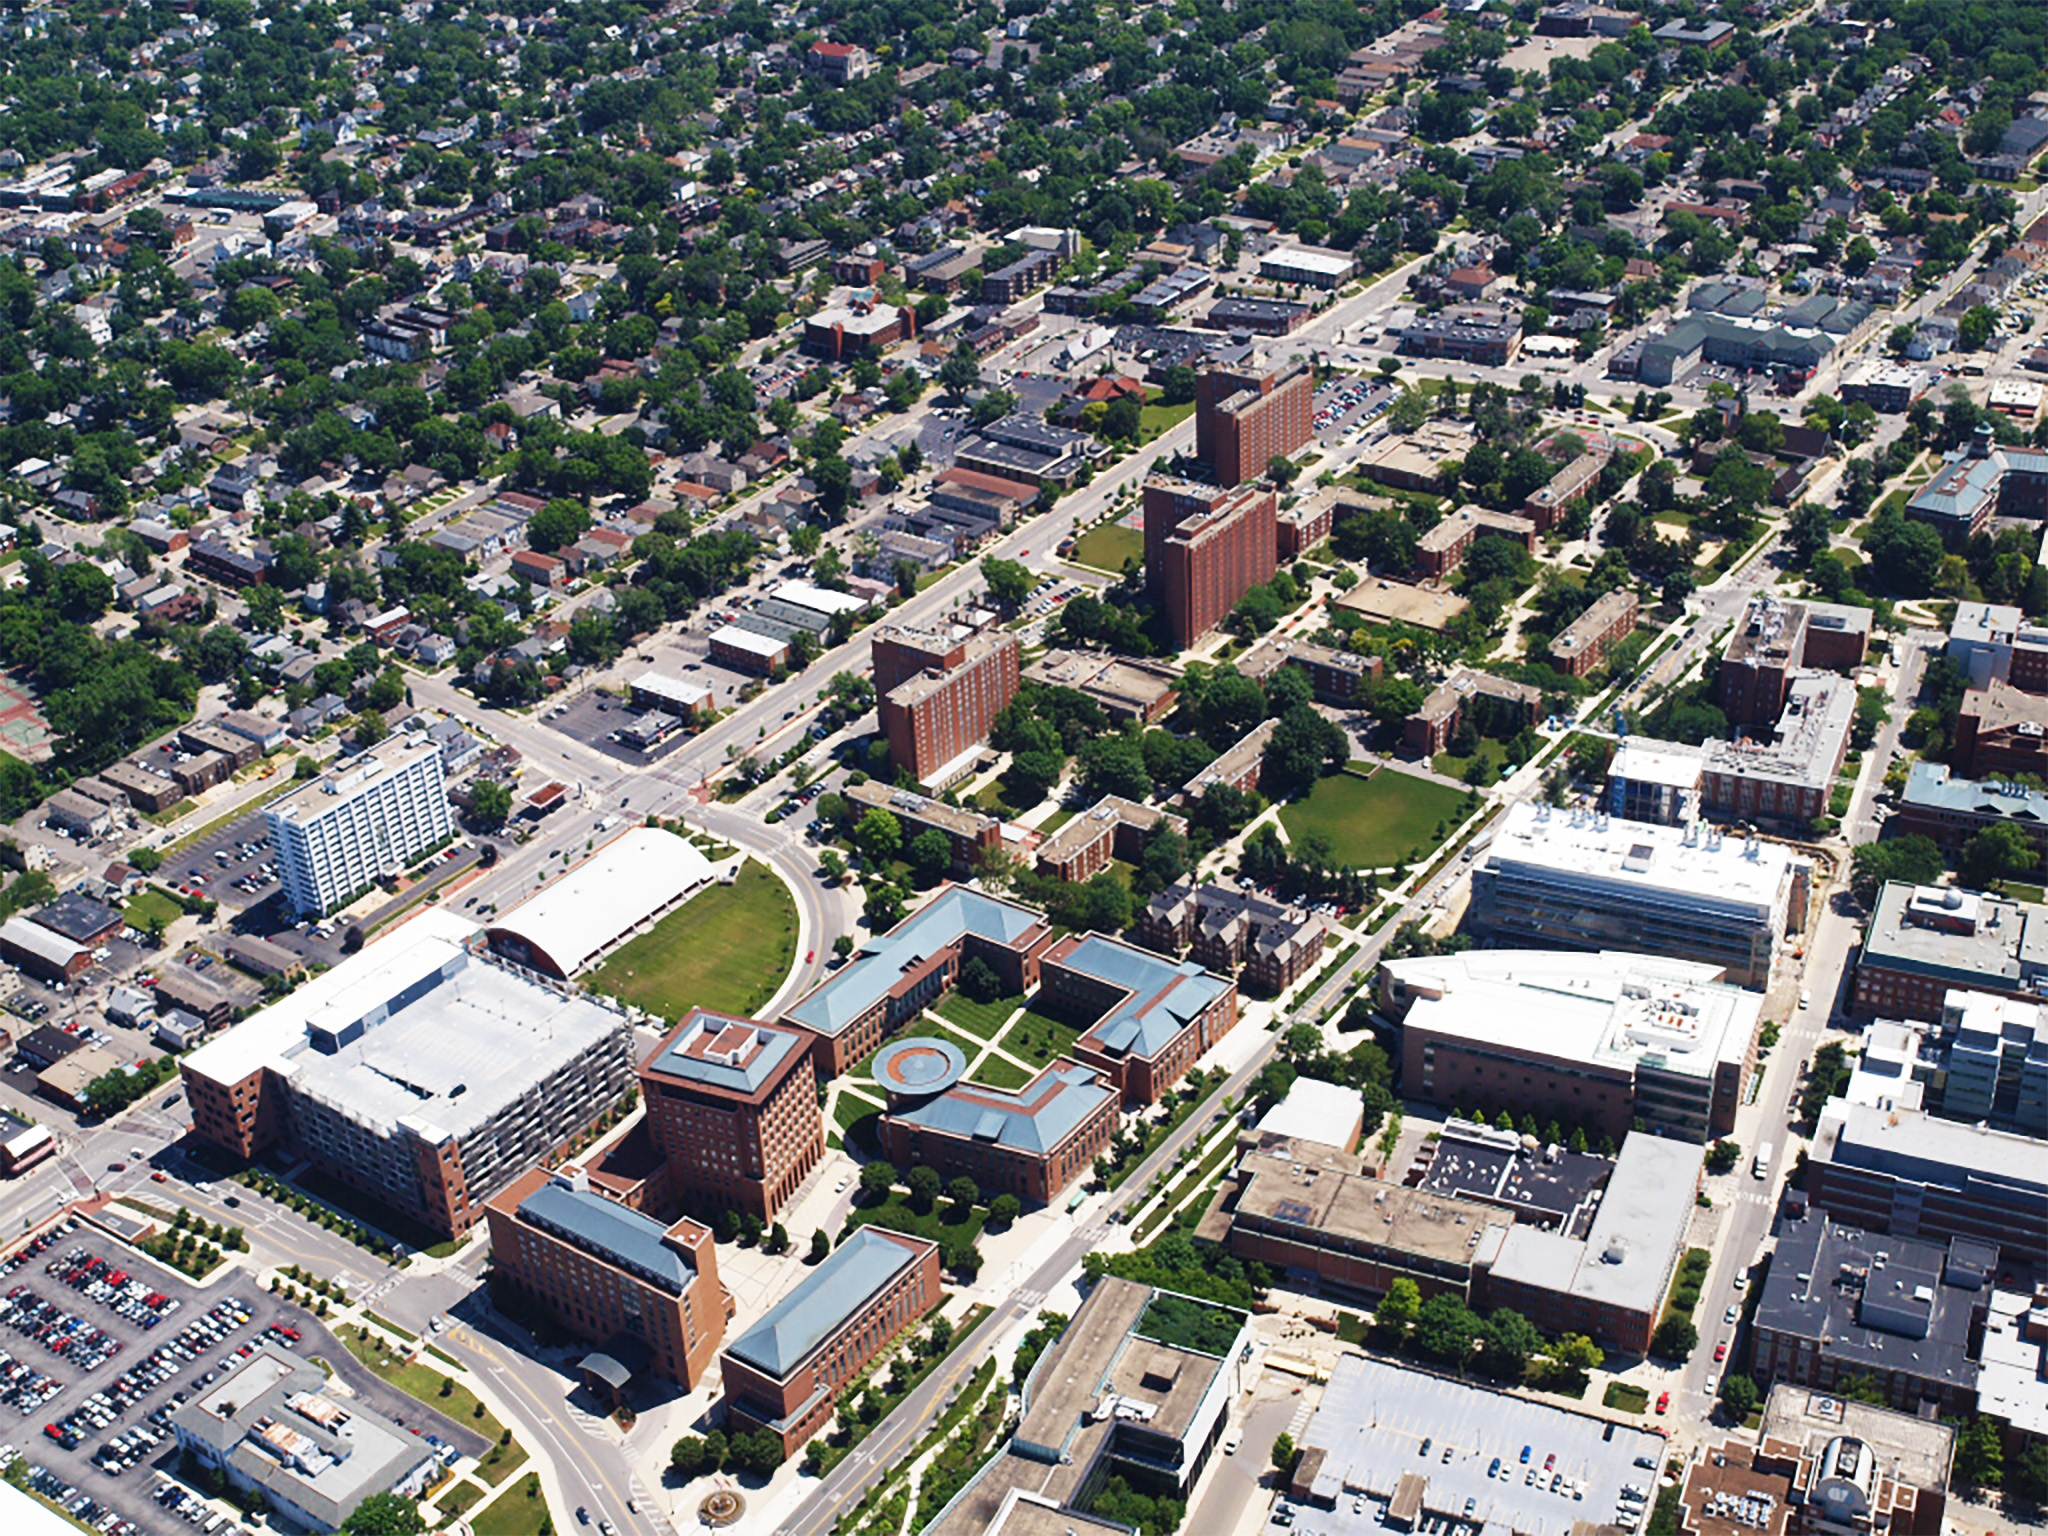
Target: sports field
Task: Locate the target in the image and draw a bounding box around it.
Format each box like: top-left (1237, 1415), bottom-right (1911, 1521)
top-left (1276, 764), bottom-right (1469, 868)
top-left (588, 859), bottom-right (798, 1018)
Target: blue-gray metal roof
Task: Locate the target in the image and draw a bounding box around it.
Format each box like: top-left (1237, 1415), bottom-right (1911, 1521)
top-left (1062, 935), bottom-right (1229, 1059)
top-left (783, 888), bottom-right (1044, 1037)
top-left (645, 1009), bottom-right (804, 1094)
top-left (891, 1062), bottom-right (1114, 1154)
top-left (516, 1180), bottom-right (696, 1296)
top-left (1903, 760), bottom-right (2048, 822)
top-left (726, 1228), bottom-right (920, 1379)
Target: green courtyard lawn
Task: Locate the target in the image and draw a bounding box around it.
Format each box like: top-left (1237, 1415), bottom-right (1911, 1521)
top-left (122, 887), bottom-right (185, 934)
top-left (966, 1052), bottom-right (1033, 1089)
top-left (1072, 520), bottom-right (1142, 572)
top-left (833, 1091), bottom-right (884, 1154)
top-left (996, 1010), bottom-right (1084, 1070)
top-left (1277, 765), bottom-right (1470, 869)
top-left (471, 1474), bottom-right (550, 1536)
top-left (588, 859), bottom-right (797, 1019)
top-left (842, 1191), bottom-right (988, 1249)
top-left (1431, 737), bottom-right (1507, 784)
top-left (936, 990), bottom-right (1024, 1038)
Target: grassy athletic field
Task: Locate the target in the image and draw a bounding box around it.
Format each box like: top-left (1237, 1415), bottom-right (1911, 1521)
top-left (588, 859), bottom-right (798, 1018)
top-left (1276, 764), bottom-right (1469, 868)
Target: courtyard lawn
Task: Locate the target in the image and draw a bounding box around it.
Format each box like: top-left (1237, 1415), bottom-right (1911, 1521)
top-left (996, 1011), bottom-right (1084, 1070)
top-left (471, 1474), bottom-right (550, 1536)
top-left (937, 990), bottom-right (1024, 1038)
top-left (843, 1191), bottom-right (988, 1249)
top-left (1072, 520), bottom-right (1143, 572)
top-left (833, 1090), bottom-right (884, 1154)
top-left (1431, 736), bottom-right (1508, 784)
top-left (122, 887), bottom-right (185, 934)
top-left (1276, 765), bottom-right (1470, 869)
top-left (588, 859), bottom-right (797, 1019)
top-left (966, 1052), bottom-right (1034, 1089)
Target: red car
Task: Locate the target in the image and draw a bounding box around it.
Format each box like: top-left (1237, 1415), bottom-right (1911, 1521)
top-left (151, 1171), bottom-right (168, 1183)
top-left (1656, 1392), bottom-right (1670, 1415)
top-left (805, 950), bottom-right (815, 963)
top-left (1714, 1341), bottom-right (1728, 1363)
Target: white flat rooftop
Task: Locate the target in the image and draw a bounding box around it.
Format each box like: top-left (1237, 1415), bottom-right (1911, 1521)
top-left (488, 828), bottom-right (719, 976)
top-left (1484, 802), bottom-right (1792, 917)
top-left (1382, 949), bottom-right (1760, 1082)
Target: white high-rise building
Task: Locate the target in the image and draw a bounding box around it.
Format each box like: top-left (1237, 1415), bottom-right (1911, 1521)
top-left (267, 736), bottom-right (454, 917)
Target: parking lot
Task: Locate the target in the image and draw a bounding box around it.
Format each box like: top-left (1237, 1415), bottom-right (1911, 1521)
top-left (0, 1212), bottom-right (488, 1534)
top-left (1314, 379), bottom-right (1395, 443)
top-left (158, 808), bottom-right (278, 912)
top-left (546, 690), bottom-right (702, 768)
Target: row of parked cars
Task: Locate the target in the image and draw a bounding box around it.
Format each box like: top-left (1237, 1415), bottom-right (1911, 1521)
top-left (1, 1446), bottom-right (143, 1536)
top-left (0, 1348), bottom-right (62, 1417)
top-left (0, 1287), bottom-right (123, 1372)
top-left (46, 1248), bottom-right (182, 1330)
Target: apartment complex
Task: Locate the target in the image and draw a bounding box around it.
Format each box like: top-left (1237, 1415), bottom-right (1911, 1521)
top-left (1193, 362), bottom-right (1313, 486)
top-left (1138, 878), bottom-right (1330, 994)
top-left (844, 782), bottom-right (1001, 875)
top-left (1403, 669), bottom-right (1542, 757)
top-left (872, 1038), bottom-right (1119, 1204)
top-left (1470, 803), bottom-right (1804, 990)
top-left (1850, 880), bottom-right (2048, 1020)
top-left (1047, 932), bottom-right (1239, 1104)
top-left (181, 910), bottom-right (633, 1240)
top-left (722, 1227), bottom-right (942, 1456)
top-left (639, 1008), bottom-right (823, 1221)
top-left (1378, 950), bottom-right (1761, 1142)
top-left (1549, 588), bottom-right (1639, 677)
top-left (1237, 637), bottom-right (1384, 705)
top-left (875, 626), bottom-right (1020, 785)
top-left (1035, 795), bottom-right (1186, 883)
top-left (782, 887), bottom-right (1054, 1077)
top-left (484, 1168), bottom-right (726, 1401)
top-left (1142, 476), bottom-right (1279, 649)
top-left (266, 736), bottom-right (454, 918)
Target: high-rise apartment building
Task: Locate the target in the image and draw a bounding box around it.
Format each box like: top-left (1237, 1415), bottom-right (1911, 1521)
top-left (1143, 477), bottom-right (1277, 649)
top-left (876, 628), bottom-right (1020, 784)
top-left (1194, 363), bottom-right (1312, 487)
top-left (638, 1008), bottom-right (823, 1221)
top-left (267, 737), bottom-right (454, 917)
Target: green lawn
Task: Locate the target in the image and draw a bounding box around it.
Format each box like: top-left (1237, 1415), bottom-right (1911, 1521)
top-left (1138, 398), bottom-right (1196, 443)
top-left (1603, 1382), bottom-right (1650, 1414)
top-left (996, 1011), bottom-right (1084, 1070)
top-left (471, 1474), bottom-right (550, 1536)
top-left (833, 1090), bottom-right (883, 1154)
top-left (937, 991), bottom-right (1024, 1038)
top-left (1277, 766), bottom-right (1470, 868)
top-left (337, 1326), bottom-right (508, 1448)
top-left (475, 1436), bottom-right (530, 1486)
top-left (588, 859), bottom-right (798, 1018)
top-left (436, 1478), bottom-right (489, 1519)
top-left (1432, 737), bottom-right (1507, 784)
top-left (1072, 520), bottom-right (1143, 572)
top-left (967, 1052), bottom-right (1033, 1089)
top-left (843, 1192), bottom-right (988, 1248)
top-left (122, 888), bottom-right (185, 933)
